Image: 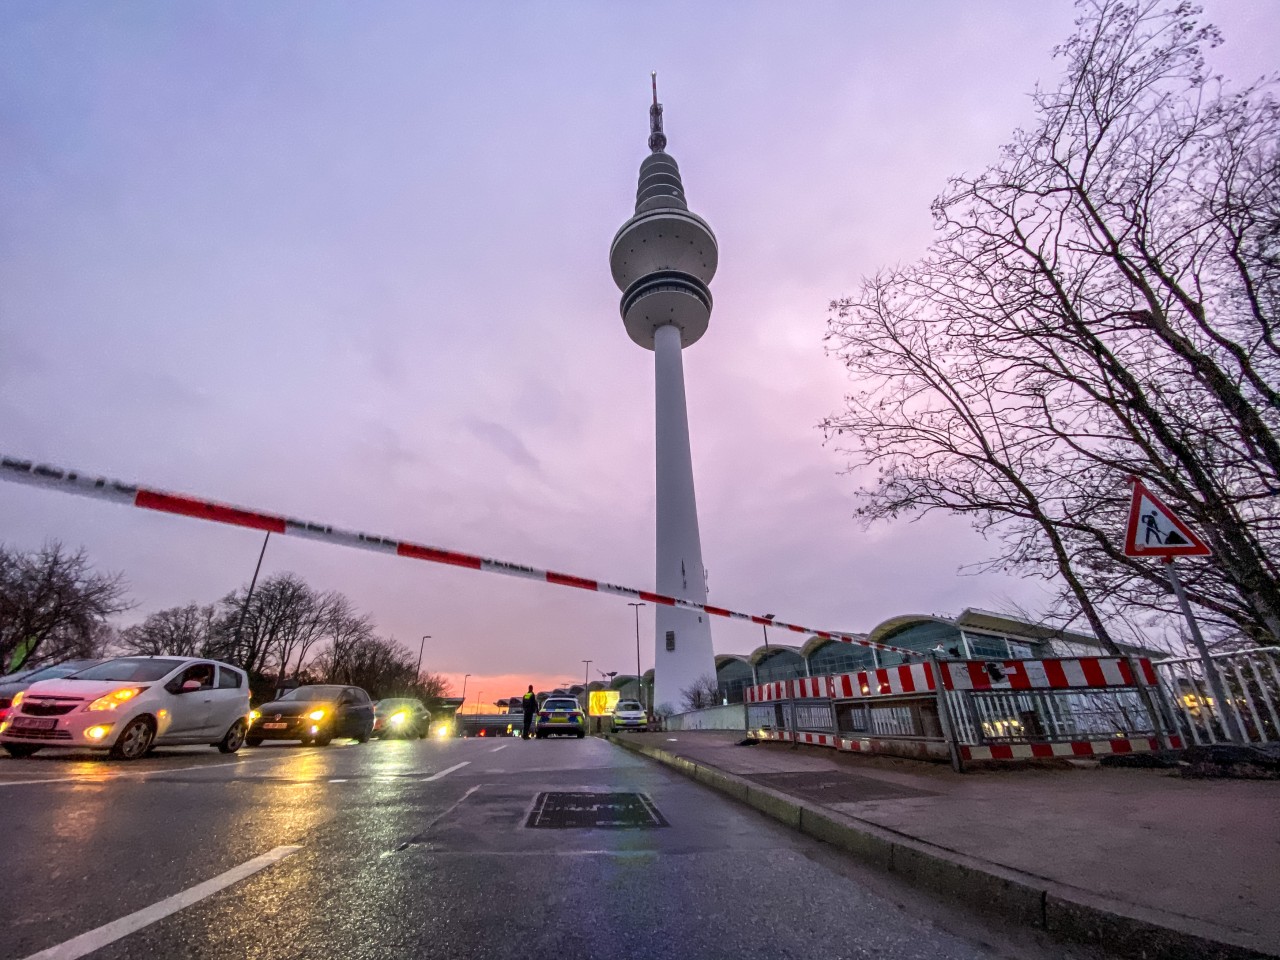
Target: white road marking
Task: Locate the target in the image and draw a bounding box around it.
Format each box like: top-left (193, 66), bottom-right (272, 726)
top-left (489, 743), bottom-right (508, 752)
top-left (17, 845), bottom-right (301, 960)
top-left (421, 761), bottom-right (470, 782)
top-left (0, 749), bottom-right (323, 788)
top-left (329, 779), bottom-right (348, 783)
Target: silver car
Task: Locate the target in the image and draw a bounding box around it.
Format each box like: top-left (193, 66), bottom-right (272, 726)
top-left (1, 656), bottom-right (251, 760)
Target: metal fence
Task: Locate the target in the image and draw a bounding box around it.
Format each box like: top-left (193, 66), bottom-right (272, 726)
top-left (744, 655), bottom-right (1176, 767)
top-left (945, 688), bottom-right (1155, 745)
top-left (1154, 647), bottom-right (1280, 746)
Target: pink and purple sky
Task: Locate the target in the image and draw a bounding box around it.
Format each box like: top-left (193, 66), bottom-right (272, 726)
top-left (3, 2), bottom-right (1277, 705)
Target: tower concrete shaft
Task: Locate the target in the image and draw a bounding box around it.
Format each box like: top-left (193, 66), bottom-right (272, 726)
top-left (609, 78), bottom-right (718, 712)
top-left (652, 322), bottom-right (714, 711)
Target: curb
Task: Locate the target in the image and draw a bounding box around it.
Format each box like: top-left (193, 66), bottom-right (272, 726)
top-left (604, 734), bottom-right (1276, 960)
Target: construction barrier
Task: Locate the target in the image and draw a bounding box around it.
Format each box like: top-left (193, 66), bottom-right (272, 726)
top-left (745, 656), bottom-right (1180, 767)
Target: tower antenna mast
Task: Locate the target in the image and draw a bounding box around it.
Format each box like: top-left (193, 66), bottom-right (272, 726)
top-left (648, 71), bottom-right (666, 153)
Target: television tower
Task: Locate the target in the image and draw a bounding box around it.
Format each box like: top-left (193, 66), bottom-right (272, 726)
top-left (609, 75), bottom-right (718, 712)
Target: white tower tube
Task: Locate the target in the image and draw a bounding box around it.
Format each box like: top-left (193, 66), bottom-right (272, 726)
top-left (652, 322), bottom-right (714, 711)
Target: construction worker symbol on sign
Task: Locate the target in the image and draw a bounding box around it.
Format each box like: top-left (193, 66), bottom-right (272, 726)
top-left (1141, 508), bottom-right (1191, 547)
top-left (1123, 478), bottom-right (1211, 559)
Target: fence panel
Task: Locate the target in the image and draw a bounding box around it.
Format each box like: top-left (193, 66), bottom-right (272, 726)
top-left (1155, 648), bottom-right (1280, 745)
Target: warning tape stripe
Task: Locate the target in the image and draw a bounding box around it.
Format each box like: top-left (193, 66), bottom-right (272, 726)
top-left (0, 454), bottom-right (924, 658)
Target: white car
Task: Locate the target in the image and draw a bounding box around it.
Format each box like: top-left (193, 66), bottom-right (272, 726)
top-left (610, 700), bottom-right (649, 732)
top-left (0, 656), bottom-right (251, 761)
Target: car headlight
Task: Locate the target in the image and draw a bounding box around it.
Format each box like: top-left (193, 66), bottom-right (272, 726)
top-left (389, 711), bottom-right (406, 725)
top-left (249, 709), bottom-right (260, 723)
top-left (88, 688), bottom-right (147, 711)
top-left (308, 709), bottom-right (327, 721)
top-left (11, 691), bottom-right (25, 711)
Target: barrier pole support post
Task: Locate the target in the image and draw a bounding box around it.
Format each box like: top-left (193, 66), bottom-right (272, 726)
top-left (1131, 655), bottom-right (1175, 751)
top-left (930, 654), bottom-right (964, 773)
top-left (1165, 560), bottom-right (1247, 745)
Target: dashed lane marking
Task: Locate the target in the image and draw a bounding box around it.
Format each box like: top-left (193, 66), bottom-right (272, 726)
top-left (490, 743), bottom-right (508, 752)
top-left (421, 761), bottom-right (470, 782)
top-left (17, 845), bottom-right (302, 960)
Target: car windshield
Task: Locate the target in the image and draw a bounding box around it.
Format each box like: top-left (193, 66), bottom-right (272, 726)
top-left (544, 699), bottom-right (579, 711)
top-left (280, 685), bottom-right (347, 702)
top-left (616, 701), bottom-right (642, 712)
top-left (68, 658), bottom-right (185, 682)
top-left (376, 699), bottom-right (418, 711)
top-left (19, 662), bottom-right (95, 683)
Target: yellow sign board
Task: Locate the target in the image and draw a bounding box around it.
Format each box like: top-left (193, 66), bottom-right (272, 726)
top-left (589, 689), bottom-right (620, 717)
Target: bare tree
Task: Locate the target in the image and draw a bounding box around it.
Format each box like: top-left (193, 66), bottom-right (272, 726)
top-left (0, 542), bottom-right (130, 670)
top-left (117, 603), bottom-right (219, 658)
top-left (825, 0), bottom-right (1280, 649)
top-left (680, 674), bottom-right (721, 712)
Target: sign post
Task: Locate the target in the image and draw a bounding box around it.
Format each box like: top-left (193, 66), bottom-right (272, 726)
top-left (1123, 478), bottom-right (1244, 744)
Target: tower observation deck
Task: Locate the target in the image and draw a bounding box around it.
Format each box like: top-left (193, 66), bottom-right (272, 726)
top-left (609, 77), bottom-right (718, 713)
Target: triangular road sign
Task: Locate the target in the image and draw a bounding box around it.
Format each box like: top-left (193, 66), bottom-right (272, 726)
top-left (1123, 478), bottom-right (1212, 558)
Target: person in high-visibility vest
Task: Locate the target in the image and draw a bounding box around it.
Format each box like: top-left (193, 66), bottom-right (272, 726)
top-left (520, 685), bottom-right (539, 740)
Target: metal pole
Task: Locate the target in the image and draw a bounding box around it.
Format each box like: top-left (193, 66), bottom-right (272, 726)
top-left (1165, 560), bottom-right (1246, 744)
top-left (416, 635), bottom-right (430, 681)
top-left (929, 654), bottom-right (964, 773)
top-left (629, 602), bottom-right (645, 712)
top-left (233, 530), bottom-right (271, 649)
top-left (461, 674), bottom-right (470, 703)
top-left (582, 660), bottom-right (592, 709)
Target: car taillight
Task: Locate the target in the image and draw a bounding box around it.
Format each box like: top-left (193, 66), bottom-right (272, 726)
top-left (539, 712), bottom-right (550, 720)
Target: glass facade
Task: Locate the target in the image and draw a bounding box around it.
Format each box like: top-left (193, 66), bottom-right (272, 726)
top-left (756, 649), bottom-right (806, 683)
top-left (807, 640), bottom-right (876, 676)
top-left (875, 621), bottom-right (964, 667)
top-left (715, 658), bottom-right (755, 704)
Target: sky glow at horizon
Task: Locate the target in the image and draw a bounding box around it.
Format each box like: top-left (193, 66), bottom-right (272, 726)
top-left (2, 2), bottom-right (1276, 700)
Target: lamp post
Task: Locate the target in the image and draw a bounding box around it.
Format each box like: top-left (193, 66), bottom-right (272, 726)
top-left (232, 531), bottom-right (272, 650)
top-left (416, 635), bottom-right (431, 681)
top-left (474, 691), bottom-right (483, 716)
top-left (628, 602), bottom-right (645, 710)
top-left (582, 660), bottom-right (592, 709)
top-left (761, 613), bottom-right (775, 651)
top-left (461, 673), bottom-right (471, 705)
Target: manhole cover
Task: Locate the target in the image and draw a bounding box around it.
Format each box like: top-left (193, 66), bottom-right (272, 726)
top-left (746, 772), bottom-right (934, 804)
top-left (526, 792), bottom-right (669, 829)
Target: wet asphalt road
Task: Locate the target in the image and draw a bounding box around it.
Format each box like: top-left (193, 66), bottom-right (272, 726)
top-left (0, 736), bottom-right (1062, 960)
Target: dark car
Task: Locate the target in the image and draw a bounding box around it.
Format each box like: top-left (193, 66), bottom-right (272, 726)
top-left (373, 698), bottom-right (431, 739)
top-left (0, 659), bottom-right (103, 727)
top-left (246, 684), bottom-right (375, 747)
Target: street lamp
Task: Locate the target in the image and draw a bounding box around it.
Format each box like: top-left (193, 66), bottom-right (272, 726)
top-left (761, 613), bottom-right (775, 651)
top-left (461, 673), bottom-right (471, 704)
top-left (628, 601), bottom-right (645, 710)
top-left (416, 635), bottom-right (431, 681)
top-left (474, 691), bottom-right (483, 716)
top-left (582, 660), bottom-right (592, 709)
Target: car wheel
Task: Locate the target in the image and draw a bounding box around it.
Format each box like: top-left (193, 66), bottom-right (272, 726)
top-left (314, 733), bottom-right (333, 746)
top-left (109, 716), bottom-right (155, 760)
top-left (217, 720), bottom-right (247, 754)
top-left (2, 744), bottom-right (41, 758)
top-left (246, 737), bottom-right (264, 747)
top-left (577, 732), bottom-right (586, 739)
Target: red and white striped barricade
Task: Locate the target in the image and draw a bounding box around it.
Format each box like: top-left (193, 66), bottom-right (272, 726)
top-left (935, 657), bottom-right (1180, 762)
top-left (745, 677), bottom-right (836, 745)
top-left (825, 662), bottom-right (951, 761)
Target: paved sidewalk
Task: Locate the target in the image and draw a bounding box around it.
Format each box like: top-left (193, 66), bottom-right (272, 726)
top-left (606, 730), bottom-right (1279, 960)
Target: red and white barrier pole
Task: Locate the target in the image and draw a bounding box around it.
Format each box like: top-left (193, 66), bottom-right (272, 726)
top-left (0, 453), bottom-right (924, 659)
